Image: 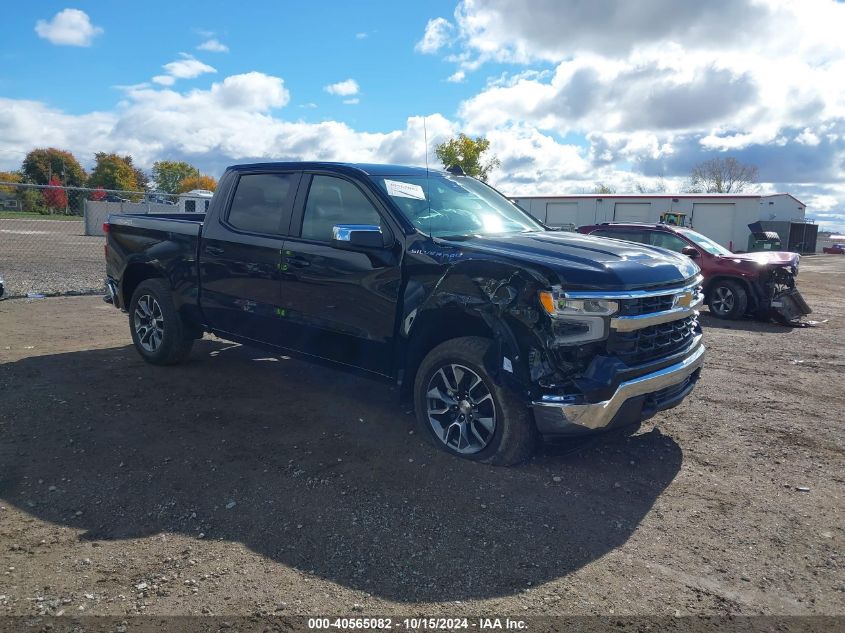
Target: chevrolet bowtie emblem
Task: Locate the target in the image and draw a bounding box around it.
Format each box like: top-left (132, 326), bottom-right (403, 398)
top-left (674, 291), bottom-right (693, 308)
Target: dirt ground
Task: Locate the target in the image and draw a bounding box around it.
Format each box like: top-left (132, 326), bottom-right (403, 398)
top-left (0, 257), bottom-right (843, 619)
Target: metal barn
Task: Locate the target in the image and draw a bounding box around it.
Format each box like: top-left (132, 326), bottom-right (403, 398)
top-left (511, 192), bottom-right (811, 252)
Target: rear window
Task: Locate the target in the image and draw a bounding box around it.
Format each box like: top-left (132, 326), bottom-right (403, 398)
top-left (227, 173), bottom-right (298, 234)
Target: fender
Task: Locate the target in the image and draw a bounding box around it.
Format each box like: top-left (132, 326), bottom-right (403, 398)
top-left (398, 258), bottom-right (555, 401)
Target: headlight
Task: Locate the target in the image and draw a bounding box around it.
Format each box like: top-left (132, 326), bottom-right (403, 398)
top-left (538, 290), bottom-right (618, 317)
top-left (538, 289), bottom-right (617, 346)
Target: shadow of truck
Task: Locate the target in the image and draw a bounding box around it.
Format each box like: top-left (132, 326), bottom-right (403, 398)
top-left (0, 340), bottom-right (682, 602)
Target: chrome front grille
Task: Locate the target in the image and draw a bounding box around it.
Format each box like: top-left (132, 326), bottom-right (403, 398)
top-left (617, 294), bottom-right (676, 317)
top-left (607, 315), bottom-right (698, 365)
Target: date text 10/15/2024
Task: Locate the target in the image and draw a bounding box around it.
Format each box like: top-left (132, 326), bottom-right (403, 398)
top-left (307, 618), bottom-right (528, 630)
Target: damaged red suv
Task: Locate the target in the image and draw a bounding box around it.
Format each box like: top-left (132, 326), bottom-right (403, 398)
top-left (578, 223), bottom-right (811, 322)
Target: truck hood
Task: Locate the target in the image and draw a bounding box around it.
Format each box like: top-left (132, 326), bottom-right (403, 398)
top-left (438, 231), bottom-right (700, 290)
top-left (720, 251), bottom-right (800, 268)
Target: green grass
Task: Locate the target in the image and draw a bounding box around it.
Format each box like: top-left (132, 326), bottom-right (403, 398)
top-left (0, 211), bottom-right (82, 220)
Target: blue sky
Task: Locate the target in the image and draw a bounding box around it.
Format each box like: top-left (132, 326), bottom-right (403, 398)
top-left (1, 1), bottom-right (499, 131)
top-left (1, 1), bottom-right (844, 231)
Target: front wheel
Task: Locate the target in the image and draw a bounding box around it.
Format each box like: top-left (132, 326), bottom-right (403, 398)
top-left (129, 279), bottom-right (194, 365)
top-left (413, 336), bottom-right (536, 466)
top-left (707, 280), bottom-right (748, 320)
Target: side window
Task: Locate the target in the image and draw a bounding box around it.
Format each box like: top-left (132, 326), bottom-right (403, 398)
top-left (185, 200), bottom-right (196, 213)
top-left (228, 173), bottom-right (297, 234)
top-left (594, 229), bottom-right (647, 243)
top-left (649, 231), bottom-right (689, 253)
top-left (301, 175), bottom-right (382, 242)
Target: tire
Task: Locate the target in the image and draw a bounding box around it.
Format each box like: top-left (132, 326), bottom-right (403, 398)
top-left (413, 336), bottom-right (536, 466)
top-left (128, 279), bottom-right (194, 365)
top-left (707, 279), bottom-right (748, 320)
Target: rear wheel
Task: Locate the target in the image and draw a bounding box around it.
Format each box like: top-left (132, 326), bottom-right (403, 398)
top-left (129, 279), bottom-right (194, 365)
top-left (413, 337), bottom-right (536, 466)
top-left (707, 280), bottom-right (747, 320)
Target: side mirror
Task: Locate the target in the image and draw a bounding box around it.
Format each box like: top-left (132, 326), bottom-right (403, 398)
top-left (681, 246), bottom-right (700, 259)
top-left (332, 224), bottom-right (385, 249)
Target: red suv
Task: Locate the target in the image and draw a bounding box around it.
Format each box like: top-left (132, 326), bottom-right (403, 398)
top-left (578, 223), bottom-right (811, 322)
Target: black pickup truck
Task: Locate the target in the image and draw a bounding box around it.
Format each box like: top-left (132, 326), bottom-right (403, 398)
top-left (104, 162), bottom-right (705, 465)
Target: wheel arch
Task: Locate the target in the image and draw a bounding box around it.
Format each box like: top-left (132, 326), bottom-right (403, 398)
top-left (121, 262), bottom-right (165, 309)
top-left (401, 307), bottom-right (494, 399)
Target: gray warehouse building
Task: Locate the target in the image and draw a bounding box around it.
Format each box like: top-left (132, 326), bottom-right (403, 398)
top-left (511, 192), bottom-right (816, 253)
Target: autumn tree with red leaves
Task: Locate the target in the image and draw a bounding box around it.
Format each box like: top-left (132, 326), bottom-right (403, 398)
top-left (42, 176), bottom-right (68, 211)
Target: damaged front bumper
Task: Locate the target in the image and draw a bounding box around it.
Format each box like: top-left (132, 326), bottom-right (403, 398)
top-left (530, 279), bottom-right (706, 437)
top-left (770, 288), bottom-right (811, 323)
top-left (532, 342), bottom-right (704, 436)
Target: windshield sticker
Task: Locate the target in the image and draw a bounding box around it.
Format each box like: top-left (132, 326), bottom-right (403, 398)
top-left (385, 179), bottom-right (426, 200)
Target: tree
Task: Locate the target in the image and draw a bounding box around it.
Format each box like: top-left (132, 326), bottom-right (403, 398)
top-left (43, 176), bottom-right (68, 211)
top-left (21, 187), bottom-right (47, 213)
top-left (687, 157), bottom-right (758, 193)
top-left (90, 186), bottom-right (106, 201)
top-left (593, 183), bottom-right (617, 194)
top-left (152, 160), bottom-right (200, 194)
top-left (434, 133), bottom-right (500, 181)
top-left (87, 153), bottom-right (140, 193)
top-left (0, 170), bottom-right (21, 194)
top-left (178, 174), bottom-right (217, 193)
top-left (133, 166), bottom-right (150, 192)
top-left (21, 148), bottom-right (86, 186)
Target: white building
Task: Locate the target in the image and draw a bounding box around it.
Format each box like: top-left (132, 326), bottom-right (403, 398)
top-left (511, 192), bottom-right (807, 252)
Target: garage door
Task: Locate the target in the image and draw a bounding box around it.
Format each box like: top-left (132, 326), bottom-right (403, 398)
top-left (691, 204), bottom-right (735, 249)
top-left (545, 202), bottom-right (579, 228)
top-left (613, 203), bottom-right (652, 222)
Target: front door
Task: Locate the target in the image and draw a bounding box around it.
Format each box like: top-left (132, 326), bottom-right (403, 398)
top-left (199, 171), bottom-right (301, 345)
top-left (279, 173), bottom-right (402, 375)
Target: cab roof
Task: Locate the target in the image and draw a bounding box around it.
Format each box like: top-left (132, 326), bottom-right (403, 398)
top-left (227, 162), bottom-right (445, 177)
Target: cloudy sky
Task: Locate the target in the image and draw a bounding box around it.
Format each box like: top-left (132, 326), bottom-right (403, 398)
top-left (2, 1), bottom-right (844, 230)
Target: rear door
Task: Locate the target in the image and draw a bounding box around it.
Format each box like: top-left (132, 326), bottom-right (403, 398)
top-left (199, 171), bottom-right (301, 345)
top-left (279, 173), bottom-right (402, 375)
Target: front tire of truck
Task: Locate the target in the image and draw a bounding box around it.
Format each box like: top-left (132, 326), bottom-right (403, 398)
top-left (129, 279), bottom-right (194, 365)
top-left (413, 336), bottom-right (536, 466)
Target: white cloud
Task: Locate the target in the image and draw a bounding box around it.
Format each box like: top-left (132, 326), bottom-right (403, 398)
top-left (343, 98), bottom-right (360, 105)
top-left (197, 38), bottom-right (229, 53)
top-left (162, 54), bottom-right (217, 80)
top-left (447, 70), bottom-right (466, 83)
top-left (796, 128), bottom-right (821, 146)
top-left (35, 9), bottom-right (103, 47)
top-left (152, 54), bottom-right (216, 85)
top-left (0, 75), bottom-right (444, 171)
top-left (355, 32), bottom-right (369, 39)
top-left (415, 17), bottom-right (454, 54)
top-left (151, 75), bottom-right (175, 87)
top-left (324, 79), bottom-right (360, 96)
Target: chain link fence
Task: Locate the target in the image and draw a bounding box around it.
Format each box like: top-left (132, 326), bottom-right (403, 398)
top-left (0, 181), bottom-right (208, 298)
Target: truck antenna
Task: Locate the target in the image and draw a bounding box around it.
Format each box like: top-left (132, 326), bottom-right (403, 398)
top-left (423, 116), bottom-right (432, 237)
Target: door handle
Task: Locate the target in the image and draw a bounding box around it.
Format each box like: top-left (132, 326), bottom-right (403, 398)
top-left (286, 255), bottom-right (310, 269)
top-left (205, 245), bottom-right (225, 256)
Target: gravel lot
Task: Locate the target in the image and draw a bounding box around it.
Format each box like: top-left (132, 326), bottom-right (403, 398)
top-left (0, 217), bottom-right (104, 297)
top-left (0, 257), bottom-right (842, 620)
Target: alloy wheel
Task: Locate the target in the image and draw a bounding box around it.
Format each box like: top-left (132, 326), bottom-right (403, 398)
top-left (426, 363), bottom-right (496, 454)
top-left (134, 294), bottom-right (164, 353)
top-left (710, 286), bottom-right (735, 316)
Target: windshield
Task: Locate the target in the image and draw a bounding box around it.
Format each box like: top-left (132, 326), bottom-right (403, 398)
top-left (678, 228), bottom-right (733, 256)
top-left (369, 173), bottom-right (544, 238)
